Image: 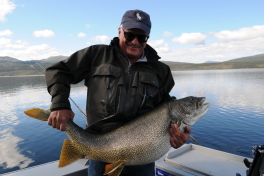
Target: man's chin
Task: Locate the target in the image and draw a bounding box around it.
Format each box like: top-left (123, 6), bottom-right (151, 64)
top-left (126, 52), bottom-right (141, 59)
top-left (127, 48), bottom-right (142, 54)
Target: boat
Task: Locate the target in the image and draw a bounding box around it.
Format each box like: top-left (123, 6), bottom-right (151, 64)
top-left (2, 143), bottom-right (262, 176)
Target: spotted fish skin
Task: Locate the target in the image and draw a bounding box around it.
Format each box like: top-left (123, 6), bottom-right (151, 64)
top-left (24, 96), bottom-right (210, 169)
top-left (66, 101), bottom-right (171, 166)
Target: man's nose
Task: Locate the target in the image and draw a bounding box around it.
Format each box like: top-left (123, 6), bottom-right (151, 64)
top-left (131, 36), bottom-right (140, 45)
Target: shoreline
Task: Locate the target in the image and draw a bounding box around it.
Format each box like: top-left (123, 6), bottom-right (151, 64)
top-left (1, 68), bottom-right (264, 77)
top-left (0, 75), bottom-right (44, 77)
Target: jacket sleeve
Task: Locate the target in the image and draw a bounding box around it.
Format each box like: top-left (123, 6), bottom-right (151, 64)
top-left (45, 46), bottom-right (94, 111)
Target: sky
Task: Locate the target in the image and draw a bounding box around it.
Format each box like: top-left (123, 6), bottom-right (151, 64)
top-left (0, 0), bottom-right (264, 63)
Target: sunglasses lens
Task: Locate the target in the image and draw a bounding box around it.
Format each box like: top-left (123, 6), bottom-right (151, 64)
top-left (124, 31), bottom-right (148, 43)
top-left (137, 34), bottom-right (148, 43)
top-left (124, 32), bottom-right (136, 41)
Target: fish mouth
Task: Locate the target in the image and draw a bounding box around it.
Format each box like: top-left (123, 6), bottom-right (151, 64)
top-left (197, 97), bottom-right (210, 109)
top-left (183, 97), bottom-right (210, 126)
top-left (195, 98), bottom-right (210, 123)
top-left (199, 97), bottom-right (210, 112)
top-left (198, 98), bottom-right (205, 107)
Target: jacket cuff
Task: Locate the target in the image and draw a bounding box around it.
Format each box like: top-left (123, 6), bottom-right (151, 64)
top-left (51, 94), bottom-right (71, 110)
top-left (51, 107), bottom-right (72, 112)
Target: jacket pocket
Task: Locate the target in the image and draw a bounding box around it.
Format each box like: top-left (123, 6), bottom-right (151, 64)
top-left (88, 64), bottom-right (122, 117)
top-left (138, 71), bottom-right (160, 111)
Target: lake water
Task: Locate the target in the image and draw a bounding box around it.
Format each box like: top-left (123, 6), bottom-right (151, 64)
top-left (0, 68), bottom-right (264, 174)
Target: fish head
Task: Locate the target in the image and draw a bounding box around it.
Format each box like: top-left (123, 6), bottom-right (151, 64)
top-left (170, 96), bottom-right (210, 126)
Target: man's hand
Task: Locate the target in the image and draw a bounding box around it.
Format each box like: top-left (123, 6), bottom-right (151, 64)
top-left (169, 124), bottom-right (191, 149)
top-left (47, 110), bottom-right (74, 131)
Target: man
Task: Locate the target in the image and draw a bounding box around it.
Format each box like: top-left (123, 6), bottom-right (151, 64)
top-left (45, 9), bottom-right (191, 176)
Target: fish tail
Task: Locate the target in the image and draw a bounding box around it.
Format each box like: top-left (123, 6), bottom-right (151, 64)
top-left (24, 108), bottom-right (50, 121)
top-left (58, 139), bottom-right (83, 167)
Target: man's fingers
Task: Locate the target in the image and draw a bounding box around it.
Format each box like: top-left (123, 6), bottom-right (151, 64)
top-left (51, 115), bottom-right (58, 128)
top-left (170, 124), bottom-right (178, 136)
top-left (184, 126), bottom-right (191, 134)
top-left (181, 127), bottom-right (191, 143)
top-left (170, 137), bottom-right (177, 148)
top-left (70, 111), bottom-right (75, 119)
top-left (60, 122), bottom-right (67, 131)
top-left (169, 124), bottom-right (192, 149)
top-left (47, 111), bottom-right (56, 126)
top-left (170, 124), bottom-right (181, 148)
top-left (47, 117), bottom-right (52, 125)
top-left (47, 110), bottom-right (74, 131)
top-left (56, 121), bottom-right (61, 130)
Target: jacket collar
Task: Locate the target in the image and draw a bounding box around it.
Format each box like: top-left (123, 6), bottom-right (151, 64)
top-left (110, 37), bottom-right (161, 61)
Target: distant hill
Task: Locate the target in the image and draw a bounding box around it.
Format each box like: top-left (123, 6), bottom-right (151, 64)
top-left (0, 56), bottom-right (68, 76)
top-left (165, 60), bottom-right (264, 71)
top-left (0, 55), bottom-right (68, 64)
top-left (0, 56), bottom-right (20, 62)
top-left (225, 53), bottom-right (264, 62)
top-left (162, 61), bottom-right (189, 65)
top-left (204, 61), bottom-right (220, 63)
top-left (41, 55), bottom-right (68, 63)
top-left (1, 53), bottom-right (264, 76)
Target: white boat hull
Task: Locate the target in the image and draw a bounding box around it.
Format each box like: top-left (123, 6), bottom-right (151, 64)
top-left (1, 144), bottom-right (252, 176)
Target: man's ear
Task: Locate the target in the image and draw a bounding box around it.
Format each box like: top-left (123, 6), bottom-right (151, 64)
top-left (118, 27), bottom-right (121, 37)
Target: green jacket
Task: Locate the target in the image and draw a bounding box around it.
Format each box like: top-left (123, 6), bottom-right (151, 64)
top-left (45, 37), bottom-right (175, 133)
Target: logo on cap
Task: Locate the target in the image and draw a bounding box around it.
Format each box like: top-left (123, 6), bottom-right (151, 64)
top-left (136, 13), bottom-right (141, 20)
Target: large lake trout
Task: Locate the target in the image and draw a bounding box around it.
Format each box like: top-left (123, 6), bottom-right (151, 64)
top-left (24, 96), bottom-right (210, 176)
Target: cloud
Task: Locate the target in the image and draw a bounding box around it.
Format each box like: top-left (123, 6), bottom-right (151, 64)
top-left (0, 41), bottom-right (58, 60)
top-left (172, 33), bottom-right (207, 45)
top-left (77, 32), bottom-right (87, 38)
top-left (163, 31), bottom-right (173, 37)
top-left (0, 37), bottom-right (11, 46)
top-left (1, 22), bottom-right (263, 64)
top-left (27, 44), bottom-right (55, 52)
top-left (86, 24), bottom-right (91, 28)
top-left (0, 48), bottom-right (60, 61)
top-left (148, 39), bottom-right (164, 48)
top-left (5, 43), bottom-right (26, 49)
top-left (214, 25), bottom-right (264, 42)
top-left (155, 43), bottom-right (170, 53)
top-left (92, 35), bottom-right (110, 43)
top-left (33, 30), bottom-right (55, 38)
top-left (158, 36), bottom-right (264, 63)
top-left (1, 39), bottom-right (28, 49)
top-left (0, 128), bottom-right (34, 169)
top-left (16, 40), bottom-right (28, 45)
top-left (0, 30), bottom-right (13, 36)
top-left (0, 0), bottom-right (16, 22)
top-left (155, 25), bottom-right (264, 63)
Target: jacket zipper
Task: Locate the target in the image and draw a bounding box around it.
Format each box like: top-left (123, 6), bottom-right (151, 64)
top-left (124, 65), bottom-right (132, 115)
top-left (106, 77), bottom-right (111, 116)
top-left (113, 45), bottom-right (133, 116)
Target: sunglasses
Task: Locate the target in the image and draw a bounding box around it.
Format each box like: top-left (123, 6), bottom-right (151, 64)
top-left (121, 28), bottom-right (149, 43)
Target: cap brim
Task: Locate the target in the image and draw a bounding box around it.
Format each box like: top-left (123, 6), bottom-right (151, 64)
top-left (122, 21), bottom-right (150, 35)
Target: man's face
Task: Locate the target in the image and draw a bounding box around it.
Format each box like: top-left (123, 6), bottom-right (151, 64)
top-left (118, 27), bottom-right (148, 61)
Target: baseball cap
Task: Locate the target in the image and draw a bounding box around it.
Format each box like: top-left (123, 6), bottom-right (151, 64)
top-left (121, 10), bottom-right (151, 35)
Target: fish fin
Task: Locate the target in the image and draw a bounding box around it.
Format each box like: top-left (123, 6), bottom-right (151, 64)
top-left (24, 108), bottom-right (50, 121)
top-left (104, 160), bottom-right (125, 175)
top-left (190, 135), bottom-right (201, 145)
top-left (107, 166), bottom-right (124, 176)
top-left (58, 139), bottom-right (83, 167)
